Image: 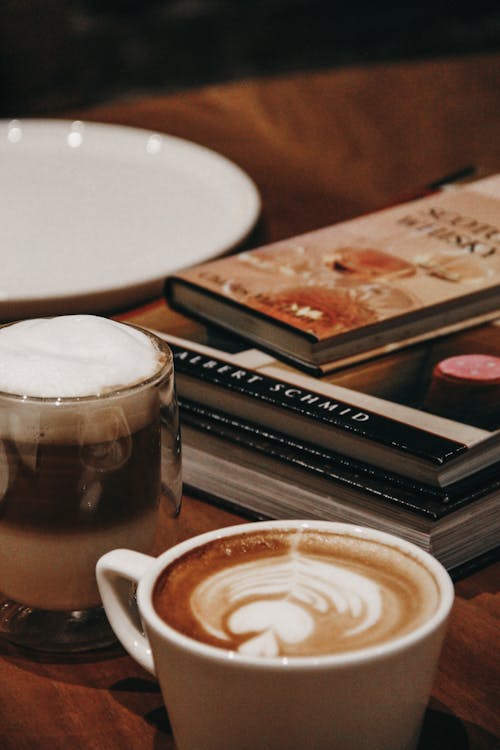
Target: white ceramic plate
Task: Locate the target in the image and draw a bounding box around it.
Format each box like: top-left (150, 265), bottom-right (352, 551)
top-left (0, 119), bottom-right (261, 319)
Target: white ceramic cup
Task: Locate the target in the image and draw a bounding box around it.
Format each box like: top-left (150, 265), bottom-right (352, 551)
top-left (96, 520), bottom-right (454, 750)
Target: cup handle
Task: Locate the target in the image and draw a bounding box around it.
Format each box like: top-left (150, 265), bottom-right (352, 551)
top-left (96, 549), bottom-right (156, 675)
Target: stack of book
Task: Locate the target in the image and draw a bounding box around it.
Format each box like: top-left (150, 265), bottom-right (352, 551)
top-left (159, 173), bottom-right (500, 575)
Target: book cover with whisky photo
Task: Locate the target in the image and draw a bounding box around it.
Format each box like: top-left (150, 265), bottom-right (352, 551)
top-left (166, 175), bottom-right (500, 372)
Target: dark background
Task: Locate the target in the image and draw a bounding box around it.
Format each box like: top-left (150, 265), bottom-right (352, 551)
top-left (1, 0), bottom-right (500, 116)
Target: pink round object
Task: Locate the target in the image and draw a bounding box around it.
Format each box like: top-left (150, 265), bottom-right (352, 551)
top-left (422, 353), bottom-right (500, 428)
top-left (436, 354), bottom-right (500, 384)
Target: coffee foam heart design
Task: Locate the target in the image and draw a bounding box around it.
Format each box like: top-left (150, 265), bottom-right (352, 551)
top-left (189, 550), bottom-right (383, 657)
top-left (229, 600), bottom-right (314, 657)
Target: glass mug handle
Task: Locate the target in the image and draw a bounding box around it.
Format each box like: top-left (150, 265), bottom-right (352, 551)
top-left (96, 550), bottom-right (156, 675)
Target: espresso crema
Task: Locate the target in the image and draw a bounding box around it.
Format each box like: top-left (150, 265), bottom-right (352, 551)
top-left (153, 529), bottom-right (440, 658)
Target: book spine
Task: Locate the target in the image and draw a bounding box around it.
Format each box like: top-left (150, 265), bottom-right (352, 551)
top-left (171, 343), bottom-right (467, 465)
top-left (179, 397), bottom-right (439, 493)
top-left (178, 399), bottom-right (500, 515)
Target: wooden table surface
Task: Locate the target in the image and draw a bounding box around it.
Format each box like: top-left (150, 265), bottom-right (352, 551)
top-left (1, 53), bottom-right (499, 749)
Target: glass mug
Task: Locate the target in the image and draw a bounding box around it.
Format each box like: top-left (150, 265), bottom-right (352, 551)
top-left (0, 317), bottom-right (182, 653)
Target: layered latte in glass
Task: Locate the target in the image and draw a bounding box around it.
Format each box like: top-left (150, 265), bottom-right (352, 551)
top-left (0, 315), bottom-right (181, 652)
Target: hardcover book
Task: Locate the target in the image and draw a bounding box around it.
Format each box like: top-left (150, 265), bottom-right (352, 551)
top-left (154, 322), bottom-right (500, 489)
top-left (176, 401), bottom-right (500, 574)
top-left (165, 175), bottom-right (500, 372)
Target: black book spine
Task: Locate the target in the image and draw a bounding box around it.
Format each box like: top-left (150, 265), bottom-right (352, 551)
top-left (171, 343), bottom-right (467, 466)
top-left (178, 399), bottom-right (500, 519)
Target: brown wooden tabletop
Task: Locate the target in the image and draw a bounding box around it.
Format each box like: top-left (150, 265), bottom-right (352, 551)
top-left (1, 53), bottom-right (499, 749)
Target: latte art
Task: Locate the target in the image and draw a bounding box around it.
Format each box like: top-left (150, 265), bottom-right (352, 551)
top-left (191, 553), bottom-right (383, 657)
top-left (153, 529), bottom-right (440, 658)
